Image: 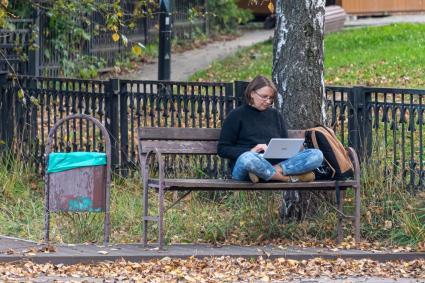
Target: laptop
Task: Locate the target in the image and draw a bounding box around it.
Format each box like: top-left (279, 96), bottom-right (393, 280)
top-left (262, 138), bottom-right (305, 159)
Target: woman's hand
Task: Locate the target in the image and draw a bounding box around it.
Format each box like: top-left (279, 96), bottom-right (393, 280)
top-left (250, 144), bottom-right (268, 153)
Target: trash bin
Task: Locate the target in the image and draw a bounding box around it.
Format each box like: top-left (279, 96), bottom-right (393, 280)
top-left (44, 114), bottom-right (111, 244)
top-left (47, 152), bottom-right (107, 212)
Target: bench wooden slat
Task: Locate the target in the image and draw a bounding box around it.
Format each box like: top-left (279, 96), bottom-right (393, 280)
top-left (139, 127), bottom-right (221, 141)
top-left (147, 178), bottom-right (356, 189)
top-left (140, 128), bottom-right (305, 141)
top-left (139, 129), bottom-right (305, 155)
top-left (140, 141), bottom-right (218, 154)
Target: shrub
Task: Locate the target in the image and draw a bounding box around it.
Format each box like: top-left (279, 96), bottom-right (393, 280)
top-left (207, 0), bottom-right (253, 33)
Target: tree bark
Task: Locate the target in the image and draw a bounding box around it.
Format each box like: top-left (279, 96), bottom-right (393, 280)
top-left (272, 0), bottom-right (328, 223)
top-left (272, 0), bottom-right (326, 129)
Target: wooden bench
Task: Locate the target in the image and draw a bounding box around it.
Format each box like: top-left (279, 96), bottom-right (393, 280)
top-left (138, 127), bottom-right (361, 250)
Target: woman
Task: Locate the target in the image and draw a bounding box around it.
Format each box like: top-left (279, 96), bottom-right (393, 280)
top-left (217, 75), bottom-right (323, 183)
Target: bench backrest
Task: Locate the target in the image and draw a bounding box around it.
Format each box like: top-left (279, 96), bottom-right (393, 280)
top-left (138, 127), bottom-right (305, 155)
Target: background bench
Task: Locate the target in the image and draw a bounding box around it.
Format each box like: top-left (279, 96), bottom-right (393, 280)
top-left (138, 127), bottom-right (360, 250)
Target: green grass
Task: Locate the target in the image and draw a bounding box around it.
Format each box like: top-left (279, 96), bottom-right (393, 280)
top-left (1, 151), bottom-right (425, 247)
top-left (190, 23), bottom-right (425, 88)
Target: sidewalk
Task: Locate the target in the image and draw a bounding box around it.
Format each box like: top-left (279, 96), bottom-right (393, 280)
top-left (1, 236), bottom-right (424, 265)
top-left (121, 29), bottom-right (274, 82)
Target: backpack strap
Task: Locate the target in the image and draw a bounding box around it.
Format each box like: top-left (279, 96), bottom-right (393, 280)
top-left (311, 131), bottom-right (319, 149)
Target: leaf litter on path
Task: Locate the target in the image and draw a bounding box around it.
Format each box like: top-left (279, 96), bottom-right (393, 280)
top-left (1, 257), bottom-right (424, 282)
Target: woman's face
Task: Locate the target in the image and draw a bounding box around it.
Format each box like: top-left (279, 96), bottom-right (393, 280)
top-left (250, 86), bottom-right (275, 111)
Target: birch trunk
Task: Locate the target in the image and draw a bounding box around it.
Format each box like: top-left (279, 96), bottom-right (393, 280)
top-left (272, 0), bottom-right (327, 222)
top-left (272, 0), bottom-right (326, 129)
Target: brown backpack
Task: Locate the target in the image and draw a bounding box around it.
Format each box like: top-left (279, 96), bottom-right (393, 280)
top-left (304, 126), bottom-right (354, 180)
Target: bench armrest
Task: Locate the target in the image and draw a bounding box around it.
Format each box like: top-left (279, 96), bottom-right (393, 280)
top-left (139, 148), bottom-right (165, 186)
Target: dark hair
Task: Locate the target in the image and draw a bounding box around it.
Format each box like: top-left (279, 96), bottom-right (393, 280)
top-left (244, 75), bottom-right (277, 104)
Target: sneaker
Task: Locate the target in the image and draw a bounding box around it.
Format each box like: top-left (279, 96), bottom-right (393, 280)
top-left (248, 172), bottom-right (260, 183)
top-left (289, 171), bottom-right (315, 182)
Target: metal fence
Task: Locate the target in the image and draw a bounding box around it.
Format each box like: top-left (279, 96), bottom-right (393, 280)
top-left (0, 19), bottom-right (36, 76)
top-left (2, 0), bottom-right (207, 77)
top-left (0, 74), bottom-right (233, 171)
top-left (325, 86), bottom-right (425, 191)
top-left (1, 74), bottom-right (424, 189)
top-left (369, 87), bottom-right (425, 191)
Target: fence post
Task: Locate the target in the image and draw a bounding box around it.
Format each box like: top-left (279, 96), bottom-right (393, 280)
top-left (158, 0), bottom-right (172, 80)
top-left (105, 79), bottom-right (120, 170)
top-left (224, 83), bottom-right (234, 119)
top-left (119, 80), bottom-right (129, 176)
top-left (234, 80), bottom-right (248, 107)
top-left (0, 72), bottom-right (12, 152)
top-left (348, 86), bottom-right (372, 160)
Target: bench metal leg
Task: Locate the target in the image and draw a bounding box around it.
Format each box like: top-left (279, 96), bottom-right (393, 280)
top-left (337, 191), bottom-right (344, 243)
top-left (354, 181), bottom-right (361, 246)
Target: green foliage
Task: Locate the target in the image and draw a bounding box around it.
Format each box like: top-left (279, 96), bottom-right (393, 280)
top-left (9, 0), bottom-right (33, 18)
top-left (190, 23), bottom-right (425, 88)
top-left (6, 0), bottom-right (155, 77)
top-left (0, 153), bottom-right (44, 240)
top-left (43, 0), bottom-right (107, 77)
top-left (0, 7), bottom-right (6, 29)
top-left (61, 54), bottom-right (106, 79)
top-left (207, 0), bottom-right (253, 33)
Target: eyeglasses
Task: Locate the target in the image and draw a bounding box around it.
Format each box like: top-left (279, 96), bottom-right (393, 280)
top-left (253, 90), bottom-right (274, 102)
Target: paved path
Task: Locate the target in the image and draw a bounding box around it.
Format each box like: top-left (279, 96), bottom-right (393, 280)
top-left (1, 236), bottom-right (424, 265)
top-left (121, 29), bottom-right (274, 82)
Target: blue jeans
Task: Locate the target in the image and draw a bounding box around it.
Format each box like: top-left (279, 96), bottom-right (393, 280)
top-left (231, 149), bottom-right (323, 181)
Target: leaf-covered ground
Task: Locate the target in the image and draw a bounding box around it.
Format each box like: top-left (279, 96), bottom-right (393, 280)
top-left (1, 257), bottom-right (424, 282)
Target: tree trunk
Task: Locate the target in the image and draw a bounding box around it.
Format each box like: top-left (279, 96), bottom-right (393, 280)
top-left (272, 0), bottom-right (326, 129)
top-left (272, 0), bottom-right (327, 223)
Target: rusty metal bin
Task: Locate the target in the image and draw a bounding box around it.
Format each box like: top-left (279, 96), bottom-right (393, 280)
top-left (48, 160), bottom-right (106, 212)
top-left (44, 114), bottom-right (111, 244)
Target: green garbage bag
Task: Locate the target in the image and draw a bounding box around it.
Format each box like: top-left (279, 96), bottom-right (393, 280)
top-left (47, 152), bottom-right (107, 173)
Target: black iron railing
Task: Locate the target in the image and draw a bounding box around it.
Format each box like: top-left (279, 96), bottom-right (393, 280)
top-left (0, 19), bottom-right (35, 76)
top-left (368, 87), bottom-right (425, 191)
top-left (1, 74), bottom-right (424, 189)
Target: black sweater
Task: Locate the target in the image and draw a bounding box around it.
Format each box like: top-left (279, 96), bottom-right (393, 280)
top-left (217, 104), bottom-right (288, 168)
